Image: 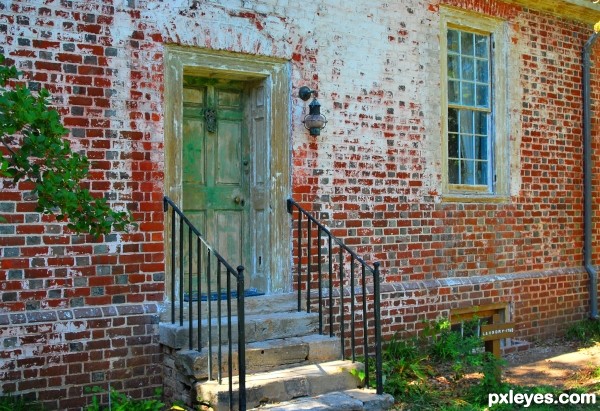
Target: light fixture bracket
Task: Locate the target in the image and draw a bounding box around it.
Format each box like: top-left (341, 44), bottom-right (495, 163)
top-left (299, 85), bottom-right (327, 137)
top-left (298, 86), bottom-right (315, 101)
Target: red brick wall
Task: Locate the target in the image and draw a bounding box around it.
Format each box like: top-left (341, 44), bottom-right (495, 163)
top-left (294, 0), bottom-right (600, 354)
top-left (0, 1), bottom-right (165, 409)
top-left (292, 0), bottom-right (600, 342)
top-left (0, 305), bottom-right (162, 409)
top-left (0, 0), bottom-right (599, 408)
top-left (294, 1), bottom-right (593, 281)
top-left (382, 4), bottom-right (600, 340)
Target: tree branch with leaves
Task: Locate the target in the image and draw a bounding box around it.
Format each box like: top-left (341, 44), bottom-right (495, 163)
top-left (0, 55), bottom-right (133, 237)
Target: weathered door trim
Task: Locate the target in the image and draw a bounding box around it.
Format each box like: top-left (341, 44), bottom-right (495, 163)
top-left (164, 46), bottom-right (291, 295)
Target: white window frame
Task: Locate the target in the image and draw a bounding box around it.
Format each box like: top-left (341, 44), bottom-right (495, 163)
top-left (440, 7), bottom-right (509, 202)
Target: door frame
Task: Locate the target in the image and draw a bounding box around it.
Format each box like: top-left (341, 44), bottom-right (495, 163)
top-left (164, 46), bottom-right (291, 296)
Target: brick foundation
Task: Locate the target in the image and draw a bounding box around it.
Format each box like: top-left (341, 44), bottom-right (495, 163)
top-left (0, 303), bottom-right (161, 410)
top-left (378, 267), bottom-right (592, 340)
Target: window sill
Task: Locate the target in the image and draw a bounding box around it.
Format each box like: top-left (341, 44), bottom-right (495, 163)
top-left (442, 193), bottom-right (510, 204)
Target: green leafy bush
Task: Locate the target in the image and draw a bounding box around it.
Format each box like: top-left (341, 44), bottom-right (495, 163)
top-left (422, 317), bottom-right (485, 379)
top-left (466, 352), bottom-right (508, 407)
top-left (0, 54), bottom-right (133, 236)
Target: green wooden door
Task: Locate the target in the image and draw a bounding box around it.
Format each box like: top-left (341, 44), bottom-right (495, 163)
top-left (182, 78), bottom-right (250, 290)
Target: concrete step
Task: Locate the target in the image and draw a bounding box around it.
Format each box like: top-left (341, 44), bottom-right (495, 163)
top-left (160, 310), bottom-right (319, 349)
top-left (196, 360), bottom-right (365, 411)
top-left (249, 388), bottom-right (395, 410)
top-left (175, 334), bottom-right (342, 380)
top-left (160, 292), bottom-right (302, 322)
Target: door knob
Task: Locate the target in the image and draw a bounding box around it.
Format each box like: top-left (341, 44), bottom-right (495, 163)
top-left (234, 196), bottom-right (245, 206)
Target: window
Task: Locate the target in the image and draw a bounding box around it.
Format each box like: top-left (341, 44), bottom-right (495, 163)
top-left (441, 8), bottom-right (508, 201)
top-left (447, 29), bottom-right (491, 187)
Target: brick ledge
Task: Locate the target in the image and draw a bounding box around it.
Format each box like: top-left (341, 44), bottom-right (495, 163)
top-left (0, 302), bottom-right (160, 326)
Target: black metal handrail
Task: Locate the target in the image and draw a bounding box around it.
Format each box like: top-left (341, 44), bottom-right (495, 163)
top-left (164, 196), bottom-right (246, 411)
top-left (286, 198), bottom-right (383, 394)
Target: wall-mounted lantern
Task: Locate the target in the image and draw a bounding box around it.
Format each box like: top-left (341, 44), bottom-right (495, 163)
top-left (298, 86), bottom-right (327, 137)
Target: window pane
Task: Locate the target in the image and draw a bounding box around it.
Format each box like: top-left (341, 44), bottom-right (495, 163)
top-left (448, 108), bottom-right (458, 133)
top-left (448, 80), bottom-right (460, 104)
top-left (448, 54), bottom-right (459, 79)
top-left (462, 82), bottom-right (475, 105)
top-left (448, 30), bottom-right (459, 52)
top-left (474, 111), bottom-right (487, 135)
top-left (459, 110), bottom-right (474, 134)
top-left (475, 160), bottom-right (488, 185)
top-left (461, 31), bottom-right (474, 55)
top-left (476, 59), bottom-right (488, 83)
top-left (476, 84), bottom-right (489, 107)
top-left (448, 133), bottom-right (459, 158)
top-left (475, 136), bottom-right (487, 160)
top-left (460, 134), bottom-right (474, 160)
top-left (461, 57), bottom-right (475, 80)
top-left (449, 159), bottom-right (460, 184)
top-left (461, 159), bottom-right (475, 185)
top-left (475, 34), bottom-right (488, 58)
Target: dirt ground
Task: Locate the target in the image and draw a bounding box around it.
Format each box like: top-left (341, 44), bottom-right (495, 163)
top-left (503, 339), bottom-right (600, 391)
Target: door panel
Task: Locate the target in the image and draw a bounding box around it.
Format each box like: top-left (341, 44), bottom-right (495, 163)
top-left (182, 78), bottom-right (250, 293)
top-left (216, 211), bottom-right (243, 264)
top-left (216, 121), bottom-right (242, 185)
top-left (218, 89), bottom-right (242, 108)
top-left (182, 115), bottom-right (206, 185)
top-left (249, 83), bottom-right (269, 291)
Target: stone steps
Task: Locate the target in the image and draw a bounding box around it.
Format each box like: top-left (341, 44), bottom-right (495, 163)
top-left (160, 293), bottom-right (394, 411)
top-left (249, 389), bottom-right (395, 411)
top-left (175, 334), bottom-right (341, 379)
top-left (160, 292), bottom-right (300, 322)
top-left (160, 310), bottom-right (320, 349)
top-left (196, 360), bottom-right (365, 410)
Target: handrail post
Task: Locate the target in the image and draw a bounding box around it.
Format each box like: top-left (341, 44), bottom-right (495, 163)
top-left (237, 266), bottom-right (247, 411)
top-left (179, 215), bottom-right (184, 326)
top-left (373, 262), bottom-right (383, 395)
top-left (361, 264), bottom-right (369, 388)
top-left (297, 208), bottom-right (302, 312)
top-left (170, 207), bottom-right (176, 324)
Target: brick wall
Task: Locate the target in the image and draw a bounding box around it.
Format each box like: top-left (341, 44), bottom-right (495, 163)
top-left (1, 0), bottom-right (599, 408)
top-left (0, 304), bottom-right (162, 409)
top-left (0, 1), bottom-right (165, 409)
top-left (293, 0), bottom-right (600, 341)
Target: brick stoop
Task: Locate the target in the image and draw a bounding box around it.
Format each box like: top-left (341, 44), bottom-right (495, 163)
top-left (160, 293), bottom-right (394, 410)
